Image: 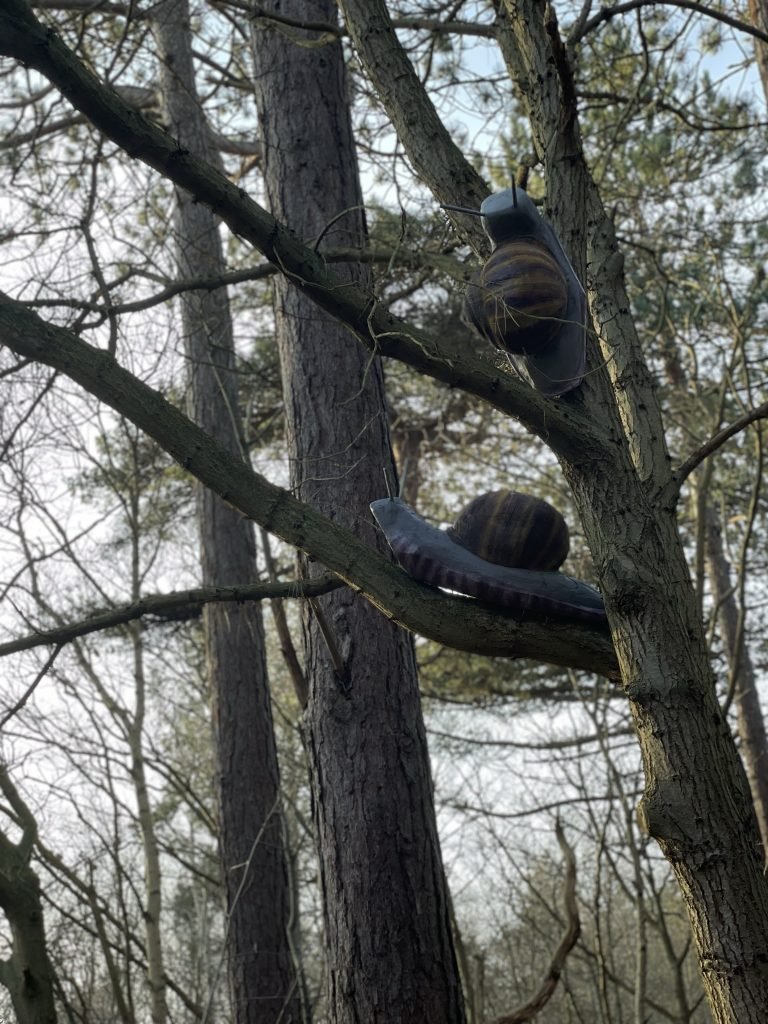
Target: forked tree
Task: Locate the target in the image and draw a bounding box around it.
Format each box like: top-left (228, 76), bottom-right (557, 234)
top-left (0, 1), bottom-right (767, 1023)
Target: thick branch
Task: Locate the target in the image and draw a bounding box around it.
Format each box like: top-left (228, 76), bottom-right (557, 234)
top-left (0, 294), bottom-right (618, 678)
top-left (251, 4), bottom-right (498, 38)
top-left (0, 769), bottom-right (57, 1024)
top-left (36, 0), bottom-right (498, 37)
top-left (337, 0), bottom-right (490, 255)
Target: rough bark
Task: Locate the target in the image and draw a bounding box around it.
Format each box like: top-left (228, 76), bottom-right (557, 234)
top-left (340, 0), bottom-right (768, 1019)
top-left (153, 3), bottom-right (300, 1020)
top-left (500, 3), bottom-right (768, 1019)
top-left (0, 768), bottom-right (57, 1024)
top-left (748, 0), bottom-right (768, 104)
top-left (251, 5), bottom-right (465, 1021)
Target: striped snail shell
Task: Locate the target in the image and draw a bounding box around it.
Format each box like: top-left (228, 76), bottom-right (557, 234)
top-left (443, 186), bottom-right (587, 397)
top-left (464, 239), bottom-right (568, 355)
top-left (370, 492), bottom-right (606, 625)
top-left (447, 490), bottom-right (569, 571)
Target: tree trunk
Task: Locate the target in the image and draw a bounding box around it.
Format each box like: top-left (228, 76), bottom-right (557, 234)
top-left (0, 768), bottom-right (57, 1024)
top-left (336, 0), bottom-right (768, 1016)
top-left (153, 4), bottom-right (301, 1020)
top-left (128, 623), bottom-right (169, 1024)
top-left (704, 505), bottom-right (768, 857)
top-left (567, 172), bottom-right (768, 1024)
top-left (251, 5), bottom-right (465, 1022)
top-left (4, 0), bottom-right (768, 1017)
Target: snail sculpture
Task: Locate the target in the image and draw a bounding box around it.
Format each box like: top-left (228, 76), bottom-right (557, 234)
top-left (370, 489), bottom-right (606, 624)
top-left (443, 185), bottom-right (587, 397)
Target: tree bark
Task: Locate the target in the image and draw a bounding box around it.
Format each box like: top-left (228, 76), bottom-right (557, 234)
top-left (0, 768), bottom-right (57, 1024)
top-left (251, 5), bottom-right (465, 1021)
top-left (0, 293), bottom-right (619, 678)
top-left (153, 3), bottom-right (301, 1020)
top-left (504, 4), bottom-right (768, 1018)
top-left (340, 0), bottom-right (768, 1019)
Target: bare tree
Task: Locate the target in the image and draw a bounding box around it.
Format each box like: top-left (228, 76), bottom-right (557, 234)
top-left (0, 1), bottom-right (767, 1022)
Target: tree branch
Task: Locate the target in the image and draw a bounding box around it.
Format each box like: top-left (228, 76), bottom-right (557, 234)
top-left (337, 0), bottom-right (490, 254)
top-left (0, 293), bottom-right (619, 677)
top-left (569, 0), bottom-right (768, 46)
top-left (0, 644), bottom-right (63, 729)
top-left (674, 399), bottom-right (768, 492)
top-left (35, 0), bottom-right (499, 37)
top-left (495, 819), bottom-right (580, 1023)
top-left (0, 576), bottom-right (345, 657)
top-left (25, 245), bottom-right (466, 321)
top-left (0, 0), bottom-right (608, 463)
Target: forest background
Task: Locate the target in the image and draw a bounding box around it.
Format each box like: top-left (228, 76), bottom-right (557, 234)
top-left (0, 0), bottom-right (767, 1022)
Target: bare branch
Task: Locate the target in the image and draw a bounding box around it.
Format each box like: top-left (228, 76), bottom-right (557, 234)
top-left (569, 0), bottom-right (768, 46)
top-left (232, 2), bottom-right (497, 38)
top-left (25, 245), bottom-right (465, 322)
top-left (0, 576), bottom-right (344, 658)
top-left (0, 0), bottom-right (609, 463)
top-left (0, 644), bottom-right (63, 729)
top-left (674, 399), bottom-right (768, 492)
top-left (495, 819), bottom-right (581, 1023)
top-left (0, 293), bottom-right (618, 677)
top-left (0, 765), bottom-right (39, 856)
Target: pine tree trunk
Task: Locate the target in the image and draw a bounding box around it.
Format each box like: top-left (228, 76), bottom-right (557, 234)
top-left (334, 0), bottom-right (768, 1014)
top-left (153, 4), bottom-right (300, 1020)
top-left (251, 5), bottom-right (466, 1021)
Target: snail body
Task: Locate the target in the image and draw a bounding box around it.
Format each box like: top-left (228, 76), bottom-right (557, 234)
top-left (444, 187), bottom-right (587, 397)
top-left (370, 493), bottom-right (606, 625)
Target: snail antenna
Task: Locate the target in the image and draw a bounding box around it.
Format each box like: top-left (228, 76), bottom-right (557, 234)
top-left (511, 180), bottom-right (518, 208)
top-left (383, 465), bottom-right (394, 499)
top-left (441, 202), bottom-right (483, 217)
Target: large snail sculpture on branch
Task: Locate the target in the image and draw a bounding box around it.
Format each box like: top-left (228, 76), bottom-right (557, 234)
top-left (444, 185), bottom-right (587, 397)
top-left (370, 490), bottom-right (606, 625)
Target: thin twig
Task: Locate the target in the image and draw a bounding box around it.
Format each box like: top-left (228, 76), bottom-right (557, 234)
top-left (0, 576), bottom-right (345, 658)
top-left (673, 400), bottom-right (768, 492)
top-left (569, 0), bottom-right (768, 46)
top-left (0, 644), bottom-right (63, 729)
top-left (494, 819), bottom-right (580, 1023)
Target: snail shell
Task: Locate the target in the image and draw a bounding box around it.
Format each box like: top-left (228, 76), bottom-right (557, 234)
top-left (447, 490), bottom-right (569, 571)
top-left (370, 494), bottom-right (606, 625)
top-left (465, 239), bottom-right (569, 355)
top-left (444, 187), bottom-right (587, 396)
